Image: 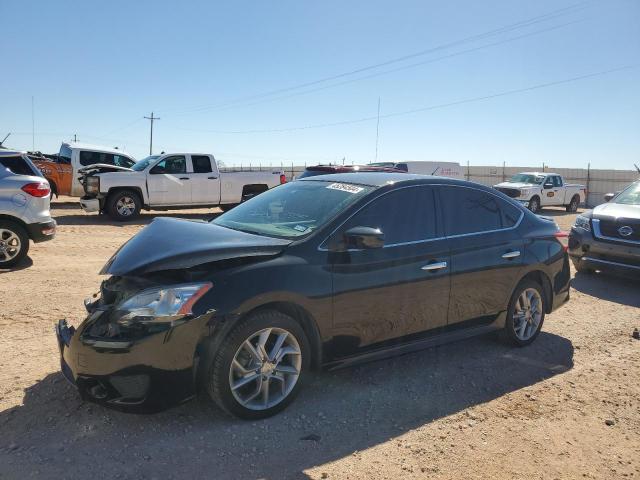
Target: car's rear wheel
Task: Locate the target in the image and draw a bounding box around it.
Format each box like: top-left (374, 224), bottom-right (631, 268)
top-left (503, 280), bottom-right (546, 346)
top-left (566, 195), bottom-right (580, 212)
top-left (528, 196), bottom-right (540, 213)
top-left (0, 221), bottom-right (29, 268)
top-left (107, 190), bottom-right (141, 221)
top-left (207, 310), bottom-right (310, 419)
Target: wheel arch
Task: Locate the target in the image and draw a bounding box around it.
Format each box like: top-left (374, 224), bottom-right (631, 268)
top-left (107, 186), bottom-right (145, 206)
top-left (0, 214), bottom-right (28, 232)
top-left (517, 269), bottom-right (553, 313)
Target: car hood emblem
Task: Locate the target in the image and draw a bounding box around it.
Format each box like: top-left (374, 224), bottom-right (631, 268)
top-left (618, 225), bottom-right (634, 237)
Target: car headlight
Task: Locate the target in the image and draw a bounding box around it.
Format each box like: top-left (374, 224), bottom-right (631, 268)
top-left (116, 282), bottom-right (212, 326)
top-left (86, 176), bottom-right (99, 194)
top-left (573, 214), bottom-right (591, 231)
top-left (519, 188), bottom-right (532, 196)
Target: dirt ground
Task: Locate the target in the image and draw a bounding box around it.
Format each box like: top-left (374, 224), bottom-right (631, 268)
top-left (0, 197), bottom-right (638, 480)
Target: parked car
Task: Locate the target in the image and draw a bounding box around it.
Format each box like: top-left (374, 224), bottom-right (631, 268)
top-left (31, 142), bottom-right (136, 198)
top-left (79, 152), bottom-right (286, 220)
top-left (296, 164), bottom-right (405, 179)
top-left (368, 161), bottom-right (463, 178)
top-left (569, 180), bottom-right (640, 276)
top-left (56, 173), bottom-right (570, 418)
top-left (494, 172), bottom-right (586, 213)
top-left (0, 150), bottom-right (56, 268)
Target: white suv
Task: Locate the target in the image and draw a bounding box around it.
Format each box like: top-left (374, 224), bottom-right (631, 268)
top-left (0, 150), bottom-right (56, 268)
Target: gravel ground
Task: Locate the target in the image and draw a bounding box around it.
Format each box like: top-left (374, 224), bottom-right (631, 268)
top-left (0, 198), bottom-right (638, 480)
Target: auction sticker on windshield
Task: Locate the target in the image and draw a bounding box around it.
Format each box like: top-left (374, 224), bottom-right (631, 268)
top-left (326, 183), bottom-right (364, 194)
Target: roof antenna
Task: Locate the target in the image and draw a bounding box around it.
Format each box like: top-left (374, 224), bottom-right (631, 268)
top-left (635, 163), bottom-right (640, 174)
top-left (0, 133), bottom-right (10, 148)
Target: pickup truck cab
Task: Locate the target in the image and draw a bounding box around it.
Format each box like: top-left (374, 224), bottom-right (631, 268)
top-left (494, 172), bottom-right (586, 213)
top-left (31, 142), bottom-right (136, 198)
top-left (80, 152), bottom-right (286, 221)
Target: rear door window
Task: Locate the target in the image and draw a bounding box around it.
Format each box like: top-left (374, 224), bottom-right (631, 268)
top-left (0, 156), bottom-right (37, 176)
top-left (340, 186), bottom-right (437, 245)
top-left (440, 186), bottom-right (521, 236)
top-left (191, 155), bottom-right (212, 173)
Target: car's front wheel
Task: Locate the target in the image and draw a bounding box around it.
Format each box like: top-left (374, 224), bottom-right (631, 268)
top-left (528, 196), bottom-right (540, 213)
top-left (0, 221), bottom-right (29, 268)
top-left (503, 280), bottom-right (546, 346)
top-left (207, 310), bottom-right (310, 419)
top-left (107, 190), bottom-right (141, 221)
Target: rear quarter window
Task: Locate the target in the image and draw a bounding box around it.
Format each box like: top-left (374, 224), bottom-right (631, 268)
top-left (0, 156), bottom-right (37, 176)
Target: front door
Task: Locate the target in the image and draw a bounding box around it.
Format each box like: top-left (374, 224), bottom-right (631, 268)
top-left (189, 155), bottom-right (221, 204)
top-left (329, 186), bottom-right (451, 356)
top-left (438, 185), bottom-right (524, 326)
top-left (541, 175), bottom-right (559, 206)
top-left (147, 155), bottom-right (191, 205)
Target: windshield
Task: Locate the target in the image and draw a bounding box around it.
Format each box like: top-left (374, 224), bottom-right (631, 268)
top-left (132, 155), bottom-right (159, 171)
top-left (509, 174), bottom-right (544, 184)
top-left (213, 180), bottom-right (375, 239)
top-left (614, 182), bottom-right (640, 205)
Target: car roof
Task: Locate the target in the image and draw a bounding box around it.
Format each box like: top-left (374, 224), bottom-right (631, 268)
top-left (63, 142), bottom-right (133, 157)
top-left (519, 171), bottom-right (557, 176)
top-left (0, 150), bottom-right (26, 157)
top-left (304, 165), bottom-right (403, 172)
top-left (298, 172), bottom-right (481, 188)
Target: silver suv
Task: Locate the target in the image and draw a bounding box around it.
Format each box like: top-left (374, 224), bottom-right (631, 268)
top-left (0, 150), bottom-right (56, 268)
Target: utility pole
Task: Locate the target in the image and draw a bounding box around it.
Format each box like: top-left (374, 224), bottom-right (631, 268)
top-left (144, 112), bottom-right (160, 155)
top-left (31, 96), bottom-right (35, 151)
top-left (375, 97), bottom-right (381, 162)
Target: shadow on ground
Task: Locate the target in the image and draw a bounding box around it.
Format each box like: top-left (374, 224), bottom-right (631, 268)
top-left (0, 332), bottom-right (573, 479)
top-left (0, 256), bottom-right (33, 274)
top-left (572, 271), bottom-right (640, 307)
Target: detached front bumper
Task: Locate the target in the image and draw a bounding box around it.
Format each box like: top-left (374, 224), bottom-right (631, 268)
top-left (79, 196), bottom-right (101, 213)
top-left (54, 316), bottom-right (207, 413)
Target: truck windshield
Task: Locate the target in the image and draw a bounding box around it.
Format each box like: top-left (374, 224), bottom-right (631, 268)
top-left (213, 180), bottom-right (374, 239)
top-left (132, 155), bottom-right (160, 171)
top-left (509, 174), bottom-right (545, 184)
top-left (614, 182), bottom-right (640, 205)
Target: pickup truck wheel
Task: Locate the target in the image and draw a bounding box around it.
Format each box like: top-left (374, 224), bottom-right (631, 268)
top-left (0, 221), bottom-right (29, 268)
top-left (528, 196), bottom-right (540, 213)
top-left (566, 195), bottom-right (579, 213)
top-left (107, 190), bottom-right (141, 221)
top-left (207, 310), bottom-right (310, 419)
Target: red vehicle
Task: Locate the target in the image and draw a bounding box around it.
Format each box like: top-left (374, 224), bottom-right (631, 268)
top-left (296, 165), bottom-right (406, 179)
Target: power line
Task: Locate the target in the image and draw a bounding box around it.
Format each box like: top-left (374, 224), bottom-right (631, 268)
top-left (171, 64), bottom-right (638, 135)
top-left (160, 1), bottom-right (591, 117)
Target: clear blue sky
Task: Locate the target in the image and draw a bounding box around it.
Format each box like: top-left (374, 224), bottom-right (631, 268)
top-left (1, 0), bottom-right (639, 168)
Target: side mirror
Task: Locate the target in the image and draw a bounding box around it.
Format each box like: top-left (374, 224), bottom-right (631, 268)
top-left (343, 226), bottom-right (384, 250)
top-left (604, 193), bottom-right (615, 202)
top-left (543, 183), bottom-right (553, 190)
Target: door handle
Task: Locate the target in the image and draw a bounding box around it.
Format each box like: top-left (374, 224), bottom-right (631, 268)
top-left (208, 176), bottom-right (218, 179)
top-left (179, 177), bottom-right (190, 180)
top-left (501, 250), bottom-right (521, 259)
top-left (421, 261), bottom-right (447, 271)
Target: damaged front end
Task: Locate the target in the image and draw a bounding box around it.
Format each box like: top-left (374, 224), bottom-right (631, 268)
top-left (55, 275), bottom-right (216, 412)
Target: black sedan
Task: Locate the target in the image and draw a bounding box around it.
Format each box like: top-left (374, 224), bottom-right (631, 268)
top-left (56, 173), bottom-right (571, 419)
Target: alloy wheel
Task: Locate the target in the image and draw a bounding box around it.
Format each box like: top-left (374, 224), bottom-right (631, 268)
top-left (228, 327), bottom-right (302, 411)
top-left (512, 288), bottom-right (543, 341)
top-left (116, 196), bottom-right (136, 216)
top-left (0, 228), bottom-right (22, 262)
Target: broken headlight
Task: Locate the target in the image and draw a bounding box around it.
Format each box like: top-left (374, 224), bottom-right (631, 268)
top-left (573, 214), bottom-right (591, 231)
top-left (116, 282), bottom-right (212, 326)
top-left (86, 176), bottom-right (100, 194)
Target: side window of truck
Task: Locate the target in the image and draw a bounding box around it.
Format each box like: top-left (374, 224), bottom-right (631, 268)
top-left (192, 155), bottom-right (212, 173)
top-left (150, 156), bottom-right (187, 174)
top-left (552, 176), bottom-right (563, 187)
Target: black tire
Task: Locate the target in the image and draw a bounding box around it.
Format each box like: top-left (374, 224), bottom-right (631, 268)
top-left (219, 204), bottom-right (238, 212)
top-left (107, 190), bottom-right (141, 221)
top-left (502, 279), bottom-right (546, 347)
top-left (207, 310), bottom-right (310, 419)
top-left (572, 259), bottom-right (592, 274)
top-left (528, 196), bottom-right (541, 213)
top-left (566, 195), bottom-right (579, 213)
top-left (0, 220), bottom-right (30, 268)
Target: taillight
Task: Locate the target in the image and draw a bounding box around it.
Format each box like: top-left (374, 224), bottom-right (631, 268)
top-left (554, 231), bottom-right (569, 252)
top-left (279, 174), bottom-right (287, 184)
top-left (21, 182), bottom-right (50, 198)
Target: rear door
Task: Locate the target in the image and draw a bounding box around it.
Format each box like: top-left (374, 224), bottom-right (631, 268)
top-left (147, 155), bottom-right (191, 205)
top-left (329, 185), bottom-right (451, 355)
top-left (438, 185), bottom-right (524, 326)
top-left (189, 155), bottom-right (221, 204)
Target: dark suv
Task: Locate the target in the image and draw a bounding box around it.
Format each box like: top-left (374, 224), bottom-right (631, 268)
top-left (56, 173), bottom-right (570, 419)
top-left (569, 180), bottom-right (640, 276)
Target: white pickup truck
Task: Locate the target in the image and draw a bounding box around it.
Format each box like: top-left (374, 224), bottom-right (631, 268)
top-left (79, 152), bottom-right (286, 220)
top-left (494, 172), bottom-right (586, 213)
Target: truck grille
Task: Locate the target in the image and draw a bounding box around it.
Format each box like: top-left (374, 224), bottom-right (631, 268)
top-left (494, 187), bottom-right (520, 198)
top-left (595, 218), bottom-right (640, 243)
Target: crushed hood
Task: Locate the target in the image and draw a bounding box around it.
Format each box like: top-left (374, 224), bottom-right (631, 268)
top-left (78, 164), bottom-right (133, 175)
top-left (100, 217), bottom-right (291, 276)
